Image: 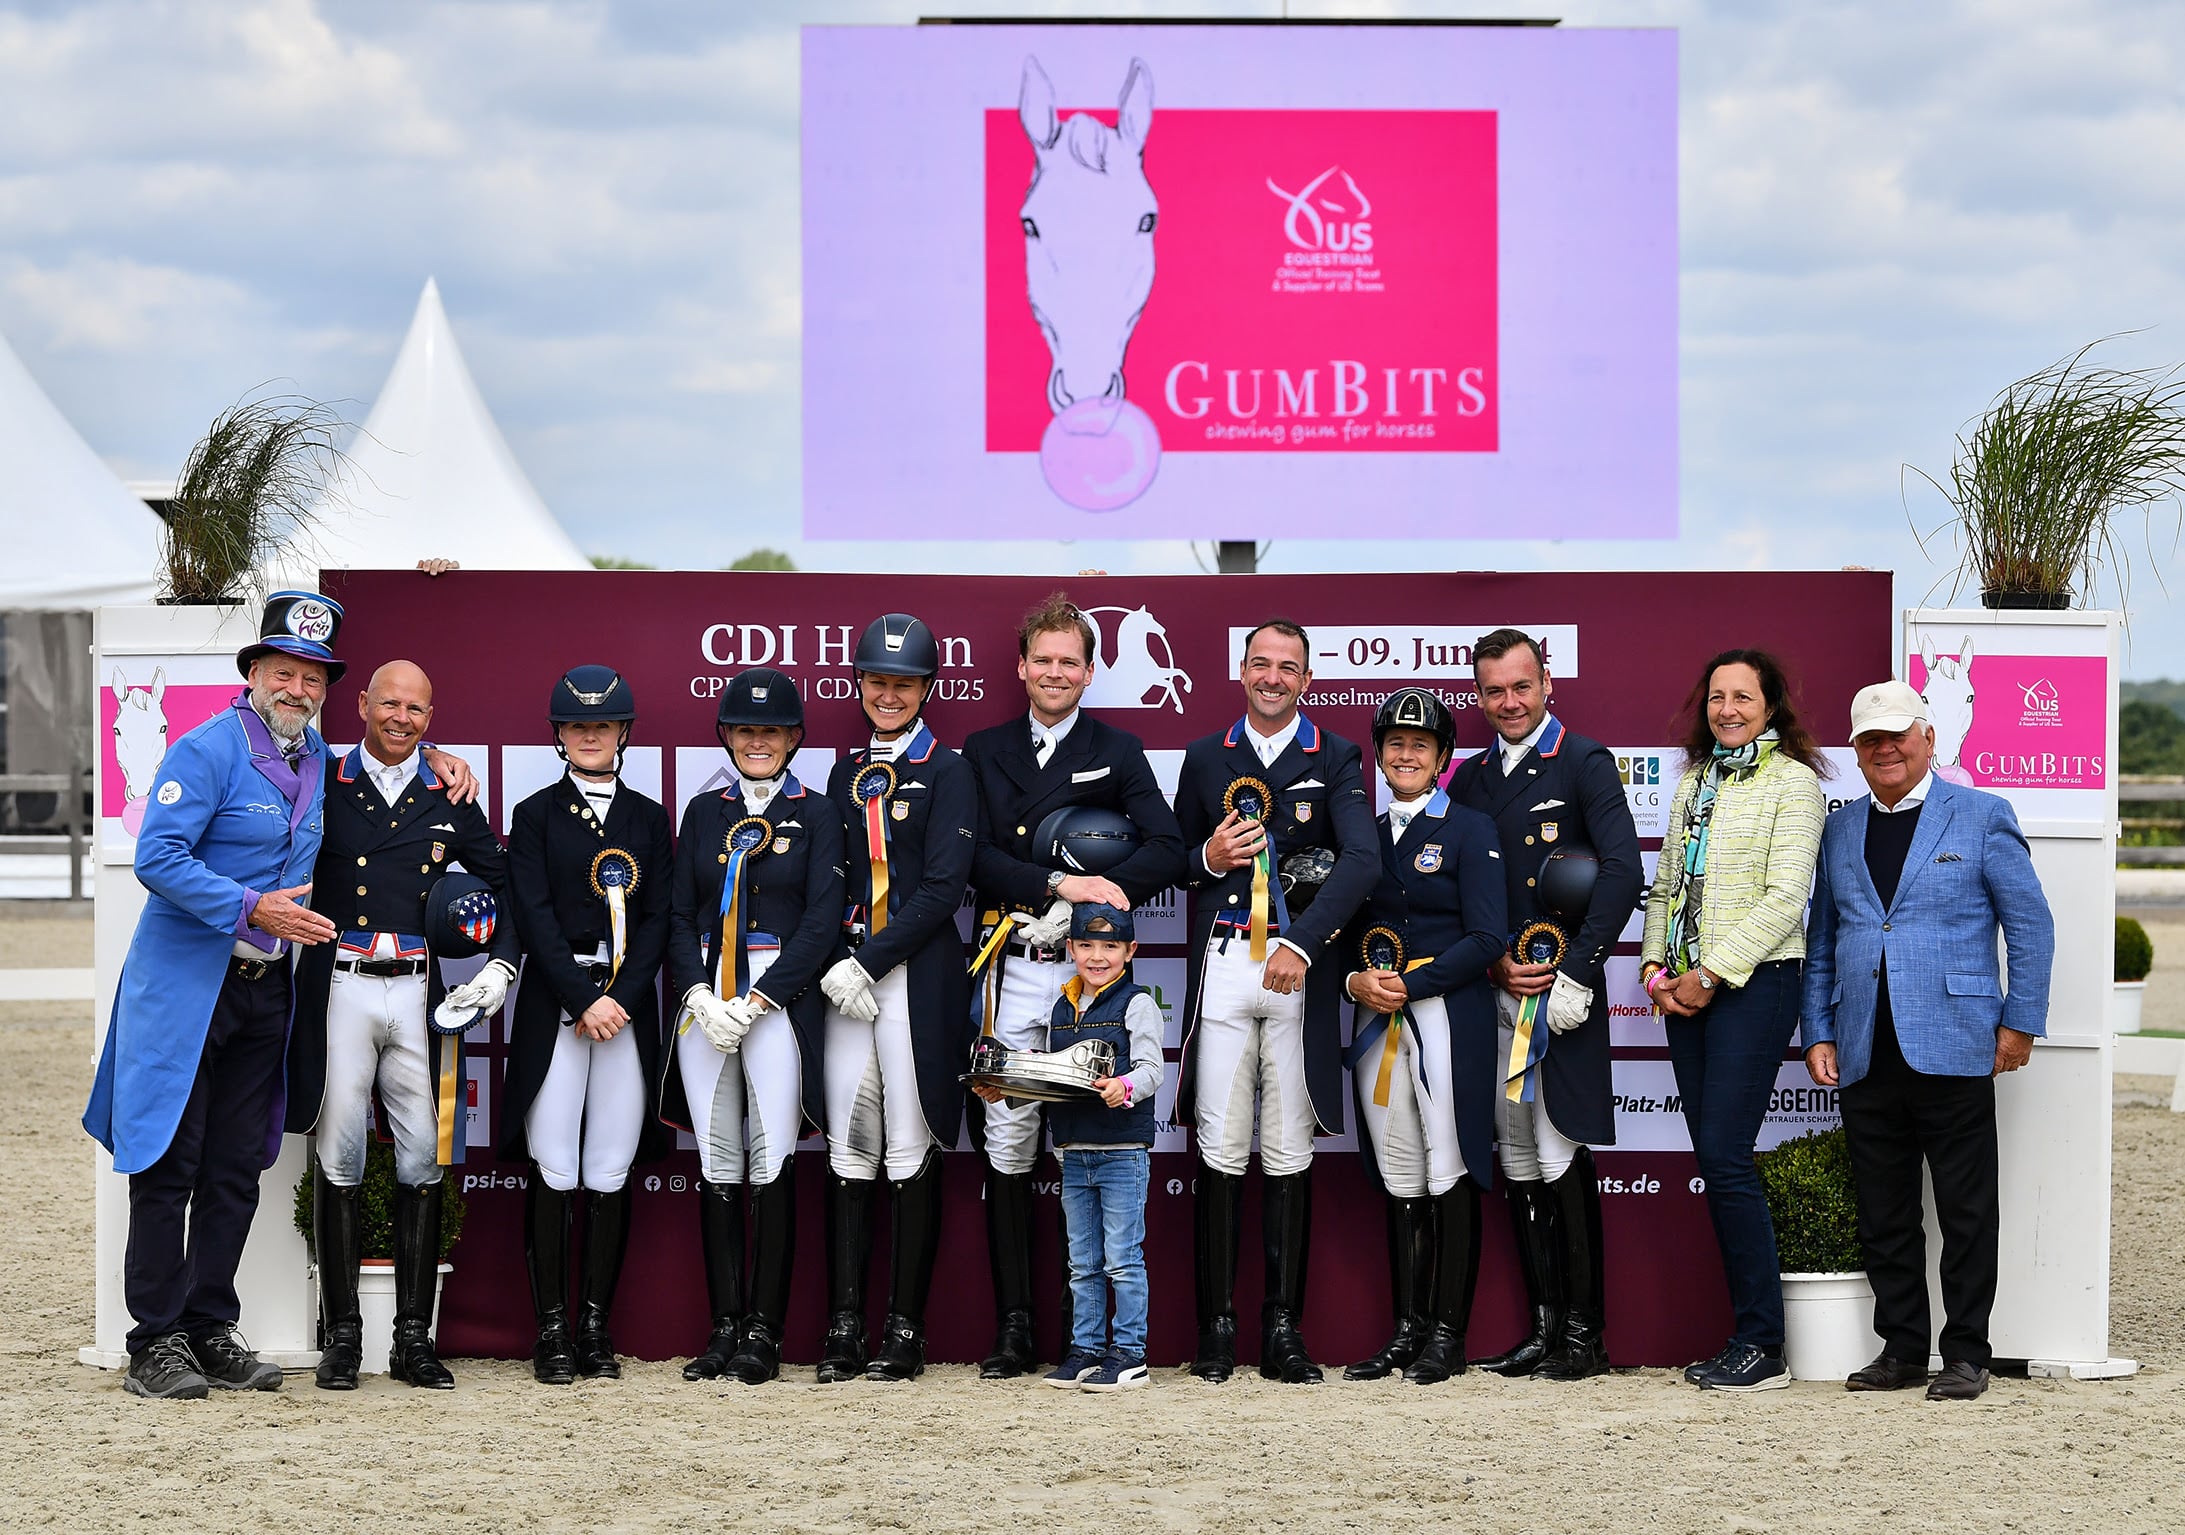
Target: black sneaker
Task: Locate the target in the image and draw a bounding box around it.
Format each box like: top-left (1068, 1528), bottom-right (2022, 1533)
top-left (1694, 1342), bottom-right (1789, 1393)
top-left (124, 1333), bottom-right (209, 1400)
top-left (1683, 1342), bottom-right (1735, 1385)
top-left (190, 1325), bottom-right (283, 1391)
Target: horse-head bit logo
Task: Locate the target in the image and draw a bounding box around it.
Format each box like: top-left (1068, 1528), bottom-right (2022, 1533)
top-left (1267, 166), bottom-right (1374, 253)
top-left (1080, 605), bottom-right (1192, 714)
top-left (286, 600), bottom-right (336, 644)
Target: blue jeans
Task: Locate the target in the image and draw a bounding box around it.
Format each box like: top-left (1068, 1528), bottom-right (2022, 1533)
top-left (1664, 959), bottom-right (1800, 1351)
top-left (1060, 1147), bottom-right (1151, 1357)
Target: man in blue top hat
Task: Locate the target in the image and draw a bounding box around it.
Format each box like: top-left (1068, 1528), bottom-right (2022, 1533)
top-left (85, 591), bottom-right (475, 1400)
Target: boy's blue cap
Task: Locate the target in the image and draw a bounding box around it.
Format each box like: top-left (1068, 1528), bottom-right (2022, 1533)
top-left (1070, 903), bottom-right (1135, 942)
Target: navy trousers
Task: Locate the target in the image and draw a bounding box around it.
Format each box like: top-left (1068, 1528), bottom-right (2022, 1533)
top-left (123, 962), bottom-right (291, 1354)
top-left (1664, 958), bottom-right (1800, 1351)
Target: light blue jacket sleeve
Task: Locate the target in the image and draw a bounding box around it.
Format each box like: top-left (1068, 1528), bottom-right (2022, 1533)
top-left (1985, 798), bottom-right (2054, 1037)
top-left (131, 730), bottom-right (251, 936)
top-left (1798, 818), bottom-right (1840, 1049)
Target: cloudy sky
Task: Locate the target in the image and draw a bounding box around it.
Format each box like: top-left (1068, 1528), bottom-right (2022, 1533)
top-left (5, 0), bottom-right (2185, 673)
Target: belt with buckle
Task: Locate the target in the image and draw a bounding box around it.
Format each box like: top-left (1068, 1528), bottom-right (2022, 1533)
top-left (576, 959), bottom-right (613, 985)
top-left (229, 954), bottom-right (279, 981)
top-left (1003, 938), bottom-right (1068, 964)
top-left (334, 955), bottom-right (427, 978)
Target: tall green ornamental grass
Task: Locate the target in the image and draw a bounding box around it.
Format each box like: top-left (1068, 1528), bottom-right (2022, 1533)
top-left (1916, 340), bottom-right (2185, 604)
top-left (161, 393), bottom-right (350, 604)
top-left (1756, 1127), bottom-right (1863, 1275)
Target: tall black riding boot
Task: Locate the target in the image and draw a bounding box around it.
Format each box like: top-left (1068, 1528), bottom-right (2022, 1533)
top-left (727, 1162), bottom-right (796, 1385)
top-left (1189, 1166), bottom-right (1245, 1381)
top-left (817, 1172), bottom-right (875, 1383)
top-left (978, 1168), bottom-right (1038, 1379)
top-left (525, 1177), bottom-right (577, 1384)
top-left (684, 1180), bottom-right (746, 1381)
top-left (1471, 1180), bottom-right (1564, 1376)
top-left (574, 1187), bottom-right (632, 1379)
top-left (1407, 1179), bottom-right (1483, 1384)
top-left (869, 1149), bottom-right (945, 1381)
top-left (1537, 1148), bottom-right (1611, 1380)
top-left (311, 1168), bottom-right (363, 1390)
top-left (1259, 1171), bottom-right (1323, 1384)
top-left (390, 1181), bottom-right (455, 1389)
top-left (1346, 1195), bottom-right (1436, 1380)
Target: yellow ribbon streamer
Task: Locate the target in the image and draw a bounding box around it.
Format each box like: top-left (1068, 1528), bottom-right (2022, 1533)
top-left (864, 796), bottom-right (890, 935)
top-left (1248, 846), bottom-right (1271, 964)
top-left (1370, 957), bottom-right (1434, 1108)
top-left (435, 1036), bottom-right (461, 1165)
top-left (1505, 992), bottom-right (1541, 1103)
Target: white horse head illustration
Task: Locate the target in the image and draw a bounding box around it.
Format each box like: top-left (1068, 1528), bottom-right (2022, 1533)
top-left (1918, 634), bottom-right (1977, 785)
top-left (110, 666), bottom-right (169, 833)
top-left (1082, 605), bottom-right (1192, 714)
top-left (1018, 55), bottom-right (1157, 415)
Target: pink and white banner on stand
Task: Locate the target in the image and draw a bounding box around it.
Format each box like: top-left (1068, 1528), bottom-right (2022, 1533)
top-left (1904, 615), bottom-right (2113, 824)
top-left (802, 23), bottom-right (1677, 541)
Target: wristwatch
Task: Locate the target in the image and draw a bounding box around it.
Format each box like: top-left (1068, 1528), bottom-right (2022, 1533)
top-left (1697, 969), bottom-right (1716, 991)
top-left (1046, 869), bottom-right (1067, 897)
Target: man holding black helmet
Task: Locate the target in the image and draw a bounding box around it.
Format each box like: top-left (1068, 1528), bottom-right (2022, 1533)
top-left (1449, 627), bottom-right (1643, 1382)
top-left (816, 613), bottom-right (978, 1383)
top-left (285, 659), bottom-right (520, 1391)
top-left (960, 591), bottom-right (1185, 1379)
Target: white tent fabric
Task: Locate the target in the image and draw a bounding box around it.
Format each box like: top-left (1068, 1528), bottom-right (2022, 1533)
top-left (284, 278), bottom-right (587, 579)
top-left (0, 325), bottom-right (160, 608)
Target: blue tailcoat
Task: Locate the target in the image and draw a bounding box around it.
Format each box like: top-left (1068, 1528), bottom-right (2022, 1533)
top-left (84, 698), bottom-right (326, 1174)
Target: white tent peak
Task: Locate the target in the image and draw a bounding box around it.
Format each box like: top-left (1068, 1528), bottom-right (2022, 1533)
top-left (289, 277), bottom-right (587, 576)
top-left (0, 323), bottom-right (160, 608)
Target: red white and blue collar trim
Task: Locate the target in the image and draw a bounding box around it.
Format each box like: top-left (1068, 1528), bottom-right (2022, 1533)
top-left (1535, 715), bottom-right (1566, 759)
top-left (336, 745), bottom-right (438, 789)
top-left (1223, 714), bottom-right (1320, 753)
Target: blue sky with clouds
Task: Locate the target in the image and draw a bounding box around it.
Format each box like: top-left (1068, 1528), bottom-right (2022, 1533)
top-left (5, 0), bottom-right (2184, 673)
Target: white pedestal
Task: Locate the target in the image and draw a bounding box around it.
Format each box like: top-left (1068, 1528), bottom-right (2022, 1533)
top-left (1780, 1272), bottom-right (1883, 1382)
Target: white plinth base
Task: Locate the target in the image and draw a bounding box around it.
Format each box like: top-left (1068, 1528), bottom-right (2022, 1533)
top-left (1780, 1271), bottom-right (1883, 1382)
top-left (2027, 1356), bottom-right (2140, 1380)
top-left (323, 1260), bottom-right (452, 1376)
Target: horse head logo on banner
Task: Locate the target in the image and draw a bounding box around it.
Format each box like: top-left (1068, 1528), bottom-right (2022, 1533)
top-left (110, 667), bottom-right (170, 836)
top-left (1018, 55), bottom-right (1165, 513)
top-left (1080, 605), bottom-right (1192, 714)
top-left (1917, 633), bottom-right (1977, 786)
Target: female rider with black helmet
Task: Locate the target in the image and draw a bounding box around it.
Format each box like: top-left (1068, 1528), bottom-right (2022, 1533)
top-left (814, 613), bottom-right (977, 1383)
top-left (1339, 687), bottom-right (1508, 1385)
top-left (664, 666), bottom-right (846, 1385)
top-left (501, 665), bottom-right (673, 1385)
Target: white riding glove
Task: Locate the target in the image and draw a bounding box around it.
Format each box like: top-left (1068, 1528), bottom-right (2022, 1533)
top-left (441, 959), bottom-right (514, 1019)
top-left (821, 957), bottom-right (880, 1022)
top-left (681, 987), bottom-right (741, 1052)
top-left (1013, 897), bottom-right (1074, 948)
top-left (1545, 971), bottom-right (1595, 1035)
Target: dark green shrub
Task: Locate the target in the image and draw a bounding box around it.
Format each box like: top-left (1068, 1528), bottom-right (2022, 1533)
top-left (292, 1141), bottom-right (466, 1262)
top-left (1756, 1127), bottom-right (1862, 1274)
top-left (2116, 916), bottom-right (2154, 982)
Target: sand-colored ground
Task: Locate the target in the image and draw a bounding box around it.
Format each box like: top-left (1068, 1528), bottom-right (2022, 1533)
top-left (4, 914), bottom-right (2183, 1533)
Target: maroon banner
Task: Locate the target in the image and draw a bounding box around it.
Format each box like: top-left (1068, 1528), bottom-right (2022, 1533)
top-left (328, 569), bottom-right (1891, 1368)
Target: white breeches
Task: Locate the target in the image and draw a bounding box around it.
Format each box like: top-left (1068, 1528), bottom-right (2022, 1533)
top-left (1192, 938), bottom-right (1314, 1178)
top-left (673, 949), bottom-right (800, 1187)
top-left (1494, 990), bottom-right (1583, 1182)
top-left (1354, 995), bottom-right (1466, 1198)
top-left (823, 964), bottom-right (934, 1182)
top-left (979, 951), bottom-right (1072, 1175)
top-left (526, 1012), bottom-right (647, 1194)
top-left (318, 970), bottom-right (440, 1188)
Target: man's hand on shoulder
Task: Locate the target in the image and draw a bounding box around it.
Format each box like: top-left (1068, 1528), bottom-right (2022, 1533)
top-left (423, 746), bottom-right (480, 805)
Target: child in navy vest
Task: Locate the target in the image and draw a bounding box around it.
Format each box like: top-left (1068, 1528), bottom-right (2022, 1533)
top-left (1043, 904), bottom-right (1163, 1392)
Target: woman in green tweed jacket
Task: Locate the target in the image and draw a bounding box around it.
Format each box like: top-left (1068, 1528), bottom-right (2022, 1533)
top-left (1640, 648), bottom-right (1827, 1394)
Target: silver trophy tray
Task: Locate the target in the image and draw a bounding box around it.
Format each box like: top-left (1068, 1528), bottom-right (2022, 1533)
top-left (961, 1037), bottom-right (1116, 1103)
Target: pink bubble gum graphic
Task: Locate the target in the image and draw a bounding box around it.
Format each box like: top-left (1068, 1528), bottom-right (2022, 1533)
top-left (1039, 397), bottom-right (1161, 512)
top-left (122, 796), bottom-right (147, 837)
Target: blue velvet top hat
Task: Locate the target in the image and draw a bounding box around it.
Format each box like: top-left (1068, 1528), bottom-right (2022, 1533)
top-left (236, 590), bottom-right (347, 684)
top-left (1070, 903), bottom-right (1136, 943)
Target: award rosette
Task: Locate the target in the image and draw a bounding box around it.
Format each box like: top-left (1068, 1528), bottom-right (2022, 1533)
top-left (1347, 925), bottom-right (1413, 1108)
top-left (1224, 774), bottom-right (1277, 962)
top-left (962, 1035), bottom-right (1117, 1104)
top-left (850, 760), bottom-right (897, 935)
top-left (715, 815), bottom-right (773, 1001)
top-left (589, 847), bottom-right (641, 986)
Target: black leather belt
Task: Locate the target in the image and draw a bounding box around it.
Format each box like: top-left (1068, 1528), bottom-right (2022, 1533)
top-left (335, 956), bottom-right (427, 978)
top-left (1004, 939), bottom-right (1068, 964)
top-left (579, 961), bottom-right (613, 984)
top-left (230, 954), bottom-right (281, 981)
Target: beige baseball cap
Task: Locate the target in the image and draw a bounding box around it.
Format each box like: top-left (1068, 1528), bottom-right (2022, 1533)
top-left (1849, 680), bottom-right (1928, 739)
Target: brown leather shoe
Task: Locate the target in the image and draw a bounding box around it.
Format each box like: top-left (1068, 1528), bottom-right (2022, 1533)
top-left (1925, 1360), bottom-right (1989, 1400)
top-left (1845, 1353), bottom-right (1928, 1392)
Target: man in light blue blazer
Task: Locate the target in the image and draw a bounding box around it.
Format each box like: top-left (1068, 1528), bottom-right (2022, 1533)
top-left (1801, 680), bottom-right (2053, 1403)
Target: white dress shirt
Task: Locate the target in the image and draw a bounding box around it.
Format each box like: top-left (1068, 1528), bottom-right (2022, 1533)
top-left (741, 773), bottom-right (781, 811)
top-left (1243, 713), bottom-right (1300, 769)
top-left (1031, 708), bottom-right (1080, 769)
top-left (1869, 771), bottom-right (1934, 814)
top-left (1388, 790), bottom-right (1433, 844)
top-left (1500, 716), bottom-right (1552, 777)
top-left (364, 748), bottom-right (421, 807)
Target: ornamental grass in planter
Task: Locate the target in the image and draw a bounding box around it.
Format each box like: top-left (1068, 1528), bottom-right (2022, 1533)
top-left (1915, 341), bottom-right (2185, 609)
top-left (160, 393), bottom-right (348, 604)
